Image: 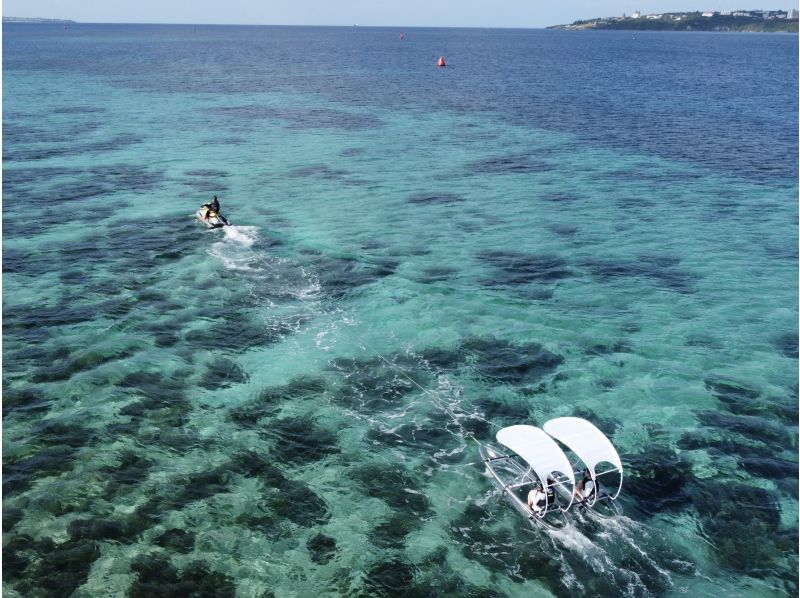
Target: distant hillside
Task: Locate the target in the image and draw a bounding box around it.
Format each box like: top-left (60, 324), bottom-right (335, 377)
top-left (3, 17), bottom-right (76, 24)
top-left (550, 10), bottom-right (798, 32)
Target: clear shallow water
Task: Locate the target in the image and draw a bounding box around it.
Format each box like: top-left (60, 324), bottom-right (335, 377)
top-left (3, 24), bottom-right (798, 597)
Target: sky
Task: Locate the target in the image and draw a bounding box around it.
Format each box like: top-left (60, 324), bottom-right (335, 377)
top-left (3, 0), bottom-right (797, 28)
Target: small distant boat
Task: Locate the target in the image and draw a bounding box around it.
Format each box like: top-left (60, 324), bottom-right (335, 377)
top-left (480, 417), bottom-right (623, 527)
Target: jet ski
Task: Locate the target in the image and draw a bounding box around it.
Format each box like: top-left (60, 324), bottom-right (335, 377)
top-left (196, 206), bottom-right (230, 228)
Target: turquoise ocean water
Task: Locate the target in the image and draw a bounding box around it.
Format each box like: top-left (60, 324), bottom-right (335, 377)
top-left (3, 24), bottom-right (798, 596)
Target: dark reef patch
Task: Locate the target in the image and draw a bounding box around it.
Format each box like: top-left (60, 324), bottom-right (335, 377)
top-left (2, 507), bottom-right (25, 533)
top-left (307, 533), bottom-right (337, 565)
top-left (3, 386), bottom-right (51, 418)
top-left (208, 105), bottom-right (382, 131)
top-left (234, 510), bottom-right (283, 538)
top-left (118, 369), bottom-right (188, 398)
top-left (286, 107), bottom-right (383, 131)
top-left (340, 147), bottom-right (365, 157)
top-left (184, 313), bottom-right (306, 354)
top-left (448, 503), bottom-right (563, 586)
top-left (407, 192), bottom-right (464, 205)
top-left (4, 447), bottom-right (80, 495)
top-left (458, 415), bottom-right (492, 441)
top-left (314, 254), bottom-right (398, 298)
top-left (540, 191), bottom-right (581, 203)
top-left (28, 419), bottom-right (97, 449)
top-left (738, 456), bottom-right (799, 480)
top-left (264, 478), bottom-right (330, 527)
top-left (469, 155), bottom-right (552, 175)
top-left (414, 266), bottom-right (458, 283)
top-left (3, 534), bottom-right (35, 580)
top-left (155, 528), bottom-right (196, 554)
top-left (690, 481), bottom-right (785, 575)
top-left (120, 391), bottom-right (191, 429)
top-left (584, 341), bottom-right (632, 356)
top-left (154, 331), bottom-right (180, 347)
top-left (571, 407), bottom-right (620, 436)
top-left (362, 560), bottom-right (417, 596)
top-left (184, 169), bottom-right (229, 178)
top-left (9, 134), bottom-right (142, 162)
top-left (67, 518), bottom-right (125, 541)
top-left (3, 166), bottom-right (77, 188)
top-left (125, 465), bottom-right (235, 536)
top-left (417, 346), bottom-right (464, 372)
top-left (32, 344), bottom-right (140, 383)
top-left (352, 464), bottom-right (430, 515)
top-left (100, 451), bottom-right (156, 489)
top-left (229, 452), bottom-right (330, 527)
top-left (461, 336), bottom-right (564, 385)
top-left (14, 537), bottom-right (100, 598)
top-left (623, 446), bottom-right (693, 515)
top-left (265, 416), bottom-right (339, 465)
top-left (706, 378), bottom-right (798, 425)
top-left (370, 513), bottom-right (421, 549)
top-left (5, 300), bottom-right (115, 341)
top-left (773, 332), bottom-right (798, 359)
top-left (122, 471), bottom-right (227, 535)
top-left (287, 164), bottom-right (350, 180)
top-left (329, 355), bottom-right (428, 412)
top-left (228, 393), bottom-right (280, 430)
top-left (696, 411), bottom-right (793, 447)
top-left (128, 553), bottom-right (236, 598)
top-left (171, 468), bottom-right (234, 506)
top-left (53, 106), bottom-right (106, 114)
top-left (367, 423), bottom-right (454, 455)
top-left (472, 396), bottom-right (530, 424)
top-left (549, 223), bottom-right (579, 237)
top-left (411, 549), bottom-right (506, 597)
top-left (478, 250), bottom-right (572, 287)
top-left (579, 254), bottom-right (696, 294)
top-left (677, 430), bottom-right (772, 459)
top-left (199, 357), bottom-right (249, 390)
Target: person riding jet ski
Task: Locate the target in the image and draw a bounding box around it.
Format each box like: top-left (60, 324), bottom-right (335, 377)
top-left (199, 195), bottom-right (229, 225)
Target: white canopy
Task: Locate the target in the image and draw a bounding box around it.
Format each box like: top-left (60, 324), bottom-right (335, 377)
top-left (496, 425), bottom-right (576, 492)
top-left (543, 417), bottom-right (623, 486)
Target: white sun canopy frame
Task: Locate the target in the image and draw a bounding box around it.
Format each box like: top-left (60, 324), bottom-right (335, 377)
top-left (543, 417), bottom-right (623, 500)
top-left (496, 425), bottom-right (576, 507)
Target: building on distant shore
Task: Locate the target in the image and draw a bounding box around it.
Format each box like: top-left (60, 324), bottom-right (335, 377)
top-left (632, 11), bottom-right (641, 18)
top-left (788, 8), bottom-right (799, 18)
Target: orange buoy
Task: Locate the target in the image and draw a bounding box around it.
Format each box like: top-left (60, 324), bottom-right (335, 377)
top-left (437, 56), bottom-right (446, 67)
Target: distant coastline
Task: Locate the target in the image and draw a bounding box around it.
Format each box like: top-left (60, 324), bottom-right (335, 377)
top-left (549, 9), bottom-right (798, 32)
top-left (3, 17), bottom-right (76, 24)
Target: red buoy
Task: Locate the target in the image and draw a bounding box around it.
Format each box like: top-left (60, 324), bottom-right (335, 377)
top-left (437, 56), bottom-right (446, 67)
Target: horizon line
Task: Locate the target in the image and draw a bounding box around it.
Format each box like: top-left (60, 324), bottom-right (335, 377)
top-left (4, 18), bottom-right (557, 29)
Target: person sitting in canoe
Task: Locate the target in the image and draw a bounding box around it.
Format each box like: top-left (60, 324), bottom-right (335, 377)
top-left (527, 480), bottom-right (555, 514)
top-left (573, 468), bottom-right (596, 503)
top-left (527, 483), bottom-right (546, 514)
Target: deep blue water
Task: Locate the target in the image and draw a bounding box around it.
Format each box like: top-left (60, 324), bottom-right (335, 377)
top-left (3, 23), bottom-right (798, 597)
